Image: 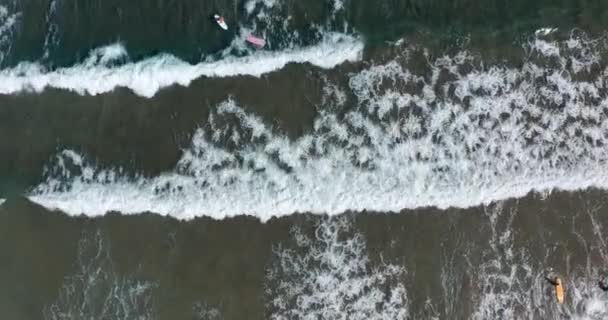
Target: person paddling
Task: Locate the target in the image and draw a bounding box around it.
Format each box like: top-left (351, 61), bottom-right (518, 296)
top-left (599, 272), bottom-right (608, 291)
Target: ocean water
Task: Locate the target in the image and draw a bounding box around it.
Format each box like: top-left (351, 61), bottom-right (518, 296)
top-left (2, 0), bottom-right (608, 319)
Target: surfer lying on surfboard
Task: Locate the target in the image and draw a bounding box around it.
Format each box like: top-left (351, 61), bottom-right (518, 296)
top-left (545, 269), bottom-right (565, 304)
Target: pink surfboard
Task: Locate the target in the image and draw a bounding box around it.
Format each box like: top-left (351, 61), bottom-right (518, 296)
top-left (246, 34), bottom-right (265, 48)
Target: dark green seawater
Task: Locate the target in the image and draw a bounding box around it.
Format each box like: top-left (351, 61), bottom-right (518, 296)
top-left (2, 0), bottom-right (608, 67)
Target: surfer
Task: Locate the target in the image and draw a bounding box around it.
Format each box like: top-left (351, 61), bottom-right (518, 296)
top-left (599, 272), bottom-right (608, 291)
top-left (213, 14), bottom-right (228, 30)
top-left (545, 268), bottom-right (565, 304)
top-left (545, 269), bottom-right (558, 285)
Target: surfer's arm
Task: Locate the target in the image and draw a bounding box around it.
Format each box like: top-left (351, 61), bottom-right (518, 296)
top-left (545, 276), bottom-right (558, 286)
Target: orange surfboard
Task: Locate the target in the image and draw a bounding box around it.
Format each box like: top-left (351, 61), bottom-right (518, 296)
top-left (555, 278), bottom-right (565, 304)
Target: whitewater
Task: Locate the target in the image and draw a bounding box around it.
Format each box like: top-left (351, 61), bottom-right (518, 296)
top-left (27, 34), bottom-right (608, 221)
top-left (0, 33), bottom-right (362, 98)
top-left (0, 0), bottom-right (361, 98)
top-left (0, 4), bottom-right (19, 65)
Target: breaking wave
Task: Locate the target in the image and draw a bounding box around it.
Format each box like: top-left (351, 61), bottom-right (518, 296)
top-left (28, 33), bottom-right (608, 220)
top-left (0, 33), bottom-right (362, 98)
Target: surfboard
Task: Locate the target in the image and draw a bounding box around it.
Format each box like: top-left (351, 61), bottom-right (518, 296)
top-left (246, 34), bottom-right (265, 48)
top-left (214, 14), bottom-right (228, 30)
top-left (555, 278), bottom-right (565, 304)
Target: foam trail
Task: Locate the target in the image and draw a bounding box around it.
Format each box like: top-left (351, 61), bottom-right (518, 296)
top-left (0, 5), bottom-right (20, 65)
top-left (471, 204), bottom-right (540, 319)
top-left (28, 35), bottom-right (608, 221)
top-left (193, 302), bottom-right (221, 320)
top-left (265, 218), bottom-right (409, 319)
top-left (0, 199), bottom-right (5, 206)
top-left (0, 33), bottom-right (362, 98)
top-left (42, 0), bottom-right (59, 60)
top-left (568, 200), bottom-right (608, 320)
top-left (469, 203), bottom-right (608, 319)
top-left (245, 0), bottom-right (277, 15)
top-left (44, 231), bottom-right (157, 320)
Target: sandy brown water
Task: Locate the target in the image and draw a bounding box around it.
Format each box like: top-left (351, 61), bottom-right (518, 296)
top-left (2, 189), bottom-right (608, 319)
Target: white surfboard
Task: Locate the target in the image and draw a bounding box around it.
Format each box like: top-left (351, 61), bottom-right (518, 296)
top-left (214, 14), bottom-right (228, 30)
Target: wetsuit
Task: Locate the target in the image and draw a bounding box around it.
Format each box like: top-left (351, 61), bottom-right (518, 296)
top-left (545, 272), bottom-right (559, 286)
top-left (599, 275), bottom-right (608, 291)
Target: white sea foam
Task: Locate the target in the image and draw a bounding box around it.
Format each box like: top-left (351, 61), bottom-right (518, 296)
top-left (28, 35), bottom-right (608, 220)
top-left (332, 0), bottom-right (344, 12)
top-left (535, 27), bottom-right (558, 37)
top-left (193, 302), bottom-right (221, 320)
top-left (0, 33), bottom-right (362, 98)
top-left (242, 0), bottom-right (302, 50)
top-left (0, 5), bottom-right (20, 65)
top-left (469, 202), bottom-right (608, 319)
top-left (242, 0), bottom-right (347, 52)
top-left (394, 199), bottom-right (608, 318)
top-left (0, 199), bottom-right (5, 206)
top-left (265, 218), bottom-right (408, 319)
top-left (533, 39), bottom-right (561, 57)
top-left (471, 203), bottom-right (539, 319)
top-left (0, 6), bottom-right (17, 37)
top-left (42, 0), bottom-right (59, 60)
top-left (44, 231), bottom-right (157, 320)
top-left (245, 0), bottom-right (277, 15)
